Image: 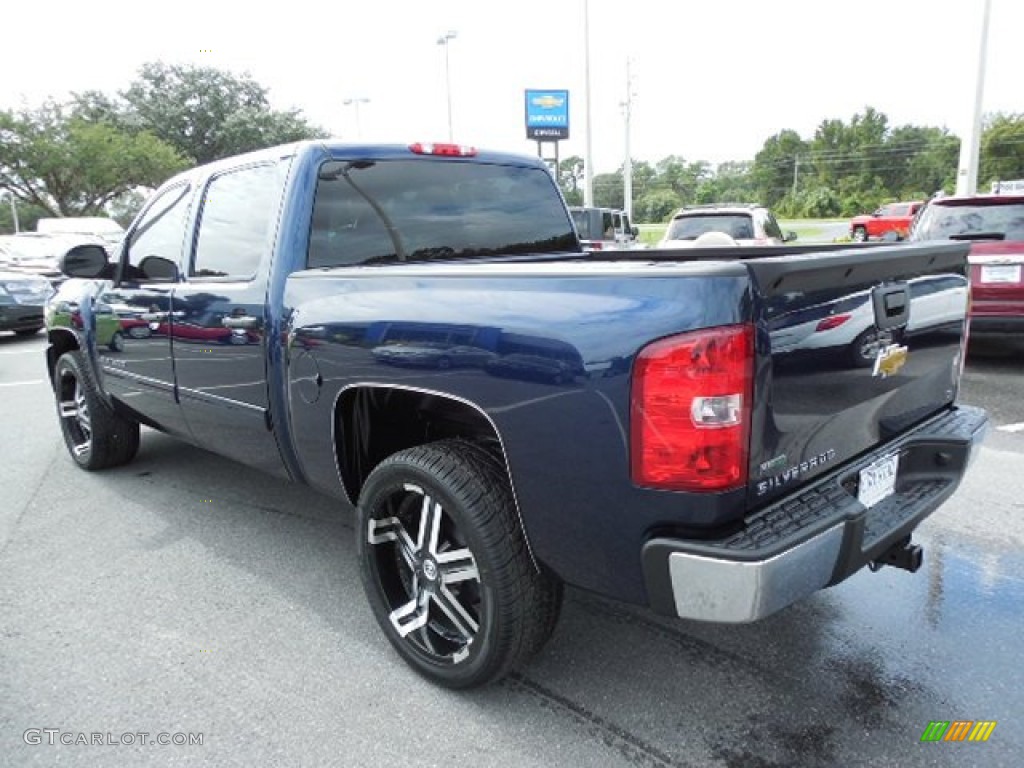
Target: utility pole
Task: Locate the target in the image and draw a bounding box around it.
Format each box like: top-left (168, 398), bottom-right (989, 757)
top-left (582, 0), bottom-right (594, 206)
top-left (956, 0), bottom-right (992, 196)
top-left (622, 58), bottom-right (635, 220)
top-left (792, 155), bottom-right (800, 195)
top-left (6, 193), bottom-right (19, 233)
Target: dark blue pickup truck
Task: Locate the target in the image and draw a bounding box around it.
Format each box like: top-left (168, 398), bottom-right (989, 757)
top-left (44, 141), bottom-right (988, 688)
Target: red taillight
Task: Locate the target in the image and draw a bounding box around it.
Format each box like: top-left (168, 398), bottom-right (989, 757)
top-left (409, 142), bottom-right (477, 157)
top-left (588, 241), bottom-right (604, 250)
top-left (815, 314), bottom-right (851, 332)
top-left (631, 324), bottom-right (754, 492)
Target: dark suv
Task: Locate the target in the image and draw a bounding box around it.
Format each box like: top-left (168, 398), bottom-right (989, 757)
top-left (910, 193), bottom-right (1024, 340)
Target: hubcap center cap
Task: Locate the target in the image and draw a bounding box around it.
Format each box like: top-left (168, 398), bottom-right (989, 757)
top-left (421, 558), bottom-right (438, 582)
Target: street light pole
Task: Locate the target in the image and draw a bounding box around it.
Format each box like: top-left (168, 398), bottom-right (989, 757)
top-left (622, 58), bottom-right (635, 221)
top-left (343, 97), bottom-right (370, 140)
top-left (583, 0), bottom-right (594, 207)
top-left (956, 0), bottom-right (992, 196)
top-left (437, 31), bottom-right (457, 142)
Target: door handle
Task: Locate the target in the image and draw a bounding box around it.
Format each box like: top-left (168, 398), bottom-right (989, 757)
top-left (222, 316), bottom-right (259, 329)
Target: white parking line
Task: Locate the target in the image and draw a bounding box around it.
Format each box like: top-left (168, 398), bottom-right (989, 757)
top-left (0, 379), bottom-right (46, 388)
top-left (998, 422), bottom-right (1024, 433)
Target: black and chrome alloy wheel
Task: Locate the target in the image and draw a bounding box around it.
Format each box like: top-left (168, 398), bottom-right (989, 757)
top-left (366, 481), bottom-right (482, 665)
top-left (356, 441), bottom-right (561, 689)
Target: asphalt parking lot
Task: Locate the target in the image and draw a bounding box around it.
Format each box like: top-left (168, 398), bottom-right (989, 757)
top-left (1, 331), bottom-right (1022, 767)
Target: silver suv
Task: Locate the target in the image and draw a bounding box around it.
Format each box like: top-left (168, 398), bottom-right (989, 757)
top-left (658, 204), bottom-right (796, 247)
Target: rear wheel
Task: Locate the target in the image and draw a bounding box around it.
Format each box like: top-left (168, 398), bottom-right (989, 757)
top-left (54, 351), bottom-right (140, 470)
top-left (850, 328), bottom-right (882, 368)
top-left (356, 440), bottom-right (560, 688)
top-left (852, 226), bottom-right (868, 242)
top-left (14, 327), bottom-right (42, 337)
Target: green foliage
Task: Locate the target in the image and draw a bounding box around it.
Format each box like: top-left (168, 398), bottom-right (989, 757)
top-left (119, 62), bottom-right (327, 164)
top-left (634, 189), bottom-right (683, 223)
top-left (981, 113), bottom-right (1024, 185)
top-left (0, 100), bottom-right (188, 217)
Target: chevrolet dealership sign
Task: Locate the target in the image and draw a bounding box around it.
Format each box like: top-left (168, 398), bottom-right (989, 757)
top-left (525, 89), bottom-right (569, 140)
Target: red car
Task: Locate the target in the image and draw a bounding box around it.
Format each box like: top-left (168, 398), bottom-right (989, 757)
top-left (910, 193), bottom-right (1024, 340)
top-left (850, 200), bottom-right (923, 242)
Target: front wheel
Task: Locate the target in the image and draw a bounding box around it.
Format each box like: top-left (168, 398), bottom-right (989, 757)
top-left (54, 351), bottom-right (140, 470)
top-left (852, 226), bottom-right (868, 242)
top-left (356, 440), bottom-right (561, 688)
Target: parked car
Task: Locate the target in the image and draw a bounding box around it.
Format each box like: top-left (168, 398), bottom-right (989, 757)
top-left (849, 201), bottom-right (923, 242)
top-left (769, 276), bottom-right (969, 367)
top-left (36, 216), bottom-right (125, 248)
top-left (0, 268), bottom-right (52, 336)
top-left (568, 206), bottom-right (638, 251)
top-left (485, 352), bottom-right (576, 384)
top-left (0, 233), bottom-right (85, 287)
top-left (658, 204), bottom-right (796, 248)
top-left (45, 139), bottom-right (986, 690)
top-left (909, 193), bottom-right (1024, 339)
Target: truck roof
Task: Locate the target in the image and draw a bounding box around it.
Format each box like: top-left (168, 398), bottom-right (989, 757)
top-left (165, 140), bottom-right (550, 186)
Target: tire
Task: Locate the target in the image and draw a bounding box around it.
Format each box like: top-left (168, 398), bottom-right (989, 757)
top-left (852, 226), bottom-right (868, 242)
top-left (108, 331), bottom-right (125, 352)
top-left (356, 440), bottom-right (561, 689)
top-left (14, 327), bottom-right (42, 337)
top-left (850, 328), bottom-right (881, 368)
top-left (54, 351), bottom-right (140, 470)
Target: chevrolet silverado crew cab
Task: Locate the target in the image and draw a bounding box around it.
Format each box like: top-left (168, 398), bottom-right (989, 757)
top-left (46, 140), bottom-right (987, 689)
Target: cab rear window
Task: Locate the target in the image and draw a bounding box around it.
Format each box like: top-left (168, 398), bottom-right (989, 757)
top-left (308, 159), bottom-right (576, 268)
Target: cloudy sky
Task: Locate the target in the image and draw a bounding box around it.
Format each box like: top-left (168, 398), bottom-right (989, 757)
top-left (2, 0), bottom-right (1018, 172)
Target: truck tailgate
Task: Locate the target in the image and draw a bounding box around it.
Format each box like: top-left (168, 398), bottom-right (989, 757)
top-left (746, 242), bottom-right (971, 506)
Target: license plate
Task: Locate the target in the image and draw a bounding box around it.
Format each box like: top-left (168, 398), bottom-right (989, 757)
top-left (980, 264), bottom-right (1021, 284)
top-left (858, 453), bottom-right (900, 509)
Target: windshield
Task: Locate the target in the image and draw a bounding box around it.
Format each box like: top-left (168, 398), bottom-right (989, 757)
top-left (911, 199), bottom-right (1024, 241)
top-left (666, 213), bottom-right (754, 241)
top-left (308, 159), bottom-right (577, 268)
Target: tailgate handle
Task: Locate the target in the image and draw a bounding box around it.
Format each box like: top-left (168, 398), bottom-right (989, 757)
top-left (872, 284), bottom-right (909, 331)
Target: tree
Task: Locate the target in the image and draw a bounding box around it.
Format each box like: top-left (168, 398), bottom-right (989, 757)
top-left (981, 113), bottom-right (1024, 186)
top-left (556, 155), bottom-right (585, 205)
top-left (0, 100), bottom-right (187, 217)
top-left (592, 171), bottom-right (624, 210)
top-left (119, 62), bottom-right (328, 164)
top-left (751, 130), bottom-right (806, 206)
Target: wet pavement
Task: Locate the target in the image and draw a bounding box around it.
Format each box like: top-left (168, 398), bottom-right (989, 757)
top-left (1, 332), bottom-right (1021, 767)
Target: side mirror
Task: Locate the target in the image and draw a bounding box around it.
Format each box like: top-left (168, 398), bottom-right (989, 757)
top-left (784, 231), bottom-right (798, 242)
top-left (59, 244), bottom-right (110, 278)
top-left (138, 255), bottom-right (180, 282)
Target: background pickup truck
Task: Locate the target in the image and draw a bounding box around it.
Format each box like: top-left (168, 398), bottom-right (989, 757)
top-left (46, 141), bottom-right (987, 689)
top-left (849, 200), bottom-right (923, 242)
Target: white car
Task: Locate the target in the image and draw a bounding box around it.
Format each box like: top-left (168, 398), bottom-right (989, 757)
top-left (659, 204), bottom-right (796, 248)
top-left (769, 276), bottom-right (968, 367)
